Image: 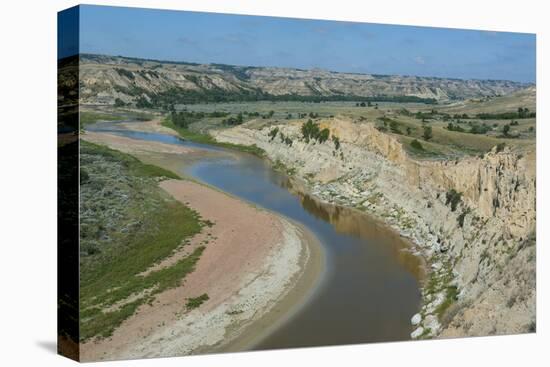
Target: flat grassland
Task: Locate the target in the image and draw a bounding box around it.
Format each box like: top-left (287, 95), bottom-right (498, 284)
top-left (158, 90), bottom-right (534, 160)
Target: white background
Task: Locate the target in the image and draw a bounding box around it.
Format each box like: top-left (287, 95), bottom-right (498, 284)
top-left (0, 0), bottom-right (547, 365)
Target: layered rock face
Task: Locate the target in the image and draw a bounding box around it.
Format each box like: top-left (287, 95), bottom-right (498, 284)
top-left (213, 117), bottom-right (536, 338)
top-left (77, 54), bottom-right (530, 105)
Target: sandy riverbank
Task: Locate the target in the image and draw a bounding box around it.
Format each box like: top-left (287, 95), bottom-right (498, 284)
top-left (80, 131), bottom-right (323, 361)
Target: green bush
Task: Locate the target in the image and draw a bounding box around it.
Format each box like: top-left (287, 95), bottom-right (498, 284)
top-left (410, 139), bottom-right (424, 150)
top-left (186, 294), bottom-right (210, 309)
top-left (445, 189), bottom-right (463, 212)
top-left (268, 127), bottom-right (279, 141)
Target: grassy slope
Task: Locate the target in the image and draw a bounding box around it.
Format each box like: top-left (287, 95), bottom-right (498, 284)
top-left (79, 141), bottom-right (206, 341)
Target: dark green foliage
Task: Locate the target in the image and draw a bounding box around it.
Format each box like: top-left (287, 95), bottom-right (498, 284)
top-left (268, 127), bottom-right (279, 141)
top-left (171, 110), bottom-right (226, 128)
top-left (389, 120), bottom-right (402, 134)
top-left (468, 123), bottom-right (491, 135)
top-left (318, 128), bottom-right (330, 143)
top-left (301, 119), bottom-right (320, 143)
top-left (332, 135), bottom-right (341, 150)
top-left (186, 293), bottom-right (210, 309)
top-left (410, 139), bottom-right (424, 150)
top-left (446, 122), bottom-right (465, 132)
top-left (114, 98), bottom-right (126, 107)
top-left (423, 126), bottom-right (433, 141)
top-left (445, 189), bottom-right (463, 212)
top-left (503, 124), bottom-right (511, 136)
top-left (496, 142), bottom-right (506, 153)
top-left (476, 107), bottom-right (535, 120)
top-left (114, 68), bottom-right (135, 80)
top-left (301, 119), bottom-right (330, 143)
top-left (136, 96), bottom-right (153, 109)
top-left (453, 113), bottom-right (470, 119)
top-left (222, 112), bottom-right (245, 126)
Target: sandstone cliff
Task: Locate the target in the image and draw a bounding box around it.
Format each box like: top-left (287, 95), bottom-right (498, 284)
top-left (212, 117), bottom-right (536, 338)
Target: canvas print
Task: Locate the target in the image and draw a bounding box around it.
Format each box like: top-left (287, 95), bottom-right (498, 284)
top-left (57, 5), bottom-right (536, 362)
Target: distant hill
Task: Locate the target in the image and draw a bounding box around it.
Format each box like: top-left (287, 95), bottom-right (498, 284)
top-left (437, 85), bottom-right (536, 114)
top-left (77, 54), bottom-right (533, 107)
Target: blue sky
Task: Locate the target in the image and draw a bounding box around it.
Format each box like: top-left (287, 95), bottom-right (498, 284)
top-left (70, 5), bottom-right (535, 82)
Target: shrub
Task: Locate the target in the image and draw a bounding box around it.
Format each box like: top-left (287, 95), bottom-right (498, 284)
top-left (268, 127), bottom-right (279, 141)
top-left (186, 294), bottom-right (210, 309)
top-left (445, 189), bottom-right (462, 212)
top-left (423, 126), bottom-right (433, 141)
top-left (114, 98), bottom-right (125, 107)
top-left (301, 119), bottom-right (320, 143)
top-left (332, 135), bottom-right (341, 150)
top-left (318, 128), bottom-right (330, 143)
top-left (503, 124), bottom-right (511, 136)
top-left (410, 139), bottom-right (424, 150)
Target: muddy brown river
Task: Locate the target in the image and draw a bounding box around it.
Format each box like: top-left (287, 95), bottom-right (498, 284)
top-left (89, 124), bottom-right (424, 350)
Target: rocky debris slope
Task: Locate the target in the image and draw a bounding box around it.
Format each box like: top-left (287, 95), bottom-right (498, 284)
top-left (212, 117), bottom-right (536, 338)
top-left (77, 54), bottom-right (530, 105)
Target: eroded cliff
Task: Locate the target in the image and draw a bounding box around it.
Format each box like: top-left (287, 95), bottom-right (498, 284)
top-left (212, 117), bottom-right (536, 338)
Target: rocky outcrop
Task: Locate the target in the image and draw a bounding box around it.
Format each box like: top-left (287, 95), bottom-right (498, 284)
top-left (77, 54), bottom-right (530, 105)
top-left (212, 116), bottom-right (536, 338)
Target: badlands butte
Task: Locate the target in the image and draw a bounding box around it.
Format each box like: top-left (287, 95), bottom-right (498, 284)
top-left (76, 54), bottom-right (535, 343)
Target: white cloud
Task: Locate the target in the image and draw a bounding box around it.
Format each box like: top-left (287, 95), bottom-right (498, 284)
top-left (414, 56), bottom-right (426, 65)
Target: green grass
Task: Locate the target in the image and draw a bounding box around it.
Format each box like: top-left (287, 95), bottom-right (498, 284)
top-left (80, 111), bottom-right (125, 127)
top-left (434, 285), bottom-right (459, 318)
top-left (186, 293), bottom-right (210, 310)
top-left (83, 140), bottom-right (181, 180)
top-left (162, 117), bottom-right (266, 157)
top-left (79, 141), bottom-right (206, 341)
top-left (80, 110), bottom-right (155, 128)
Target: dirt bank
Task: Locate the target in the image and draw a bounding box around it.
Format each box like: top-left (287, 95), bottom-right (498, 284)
top-left (80, 132), bottom-right (322, 361)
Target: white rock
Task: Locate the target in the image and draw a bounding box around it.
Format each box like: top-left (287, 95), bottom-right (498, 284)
top-left (411, 313), bottom-right (422, 326)
top-left (411, 327), bottom-right (424, 339)
top-left (424, 314), bottom-right (441, 334)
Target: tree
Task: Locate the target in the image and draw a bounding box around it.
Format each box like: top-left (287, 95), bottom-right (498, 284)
top-left (410, 139), bottom-right (423, 150)
top-left (114, 98), bottom-right (125, 107)
top-left (503, 124), bottom-right (511, 136)
top-left (268, 127), bottom-right (279, 141)
top-left (318, 128), bottom-right (330, 143)
top-left (360, 102), bottom-right (366, 107)
top-left (332, 135), bottom-right (341, 150)
top-left (406, 126), bottom-right (412, 136)
top-left (422, 126), bottom-right (433, 141)
top-left (301, 119), bottom-right (319, 143)
top-left (236, 112), bottom-right (243, 124)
